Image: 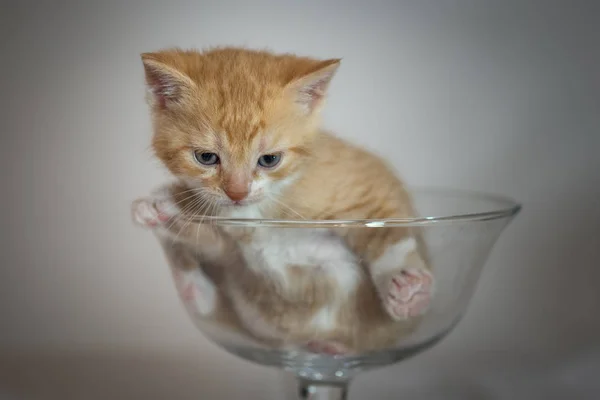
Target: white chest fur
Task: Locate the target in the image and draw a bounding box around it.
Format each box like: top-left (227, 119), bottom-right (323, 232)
top-left (241, 228), bottom-right (362, 334)
top-left (243, 228), bottom-right (361, 289)
top-left (223, 206), bottom-right (363, 337)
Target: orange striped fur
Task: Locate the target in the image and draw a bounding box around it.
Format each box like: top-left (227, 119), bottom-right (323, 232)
top-left (136, 47), bottom-right (433, 353)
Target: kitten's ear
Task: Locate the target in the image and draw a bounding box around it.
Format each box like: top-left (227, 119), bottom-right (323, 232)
top-left (141, 52), bottom-right (196, 109)
top-left (286, 59), bottom-right (341, 114)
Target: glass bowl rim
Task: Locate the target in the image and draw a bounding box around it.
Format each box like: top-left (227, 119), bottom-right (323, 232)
top-left (188, 186), bottom-right (522, 228)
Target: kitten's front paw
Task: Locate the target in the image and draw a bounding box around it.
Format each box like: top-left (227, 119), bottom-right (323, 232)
top-left (383, 268), bottom-right (433, 321)
top-left (131, 196), bottom-right (178, 229)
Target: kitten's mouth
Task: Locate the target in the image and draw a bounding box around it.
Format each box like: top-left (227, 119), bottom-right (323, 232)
top-left (225, 198), bottom-right (260, 207)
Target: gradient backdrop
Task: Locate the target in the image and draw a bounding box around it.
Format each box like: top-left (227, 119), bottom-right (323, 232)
top-left (1, 1), bottom-right (599, 399)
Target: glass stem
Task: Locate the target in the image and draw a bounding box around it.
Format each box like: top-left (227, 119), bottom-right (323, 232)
top-left (296, 379), bottom-right (350, 400)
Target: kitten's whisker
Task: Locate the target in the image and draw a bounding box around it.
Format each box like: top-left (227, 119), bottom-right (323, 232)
top-left (166, 195), bottom-right (205, 232)
top-left (188, 198), bottom-right (220, 245)
top-left (175, 188), bottom-right (210, 215)
top-left (266, 203), bottom-right (294, 220)
top-left (161, 187), bottom-right (207, 234)
top-left (171, 186), bottom-right (207, 204)
top-left (170, 191), bottom-right (205, 211)
top-left (194, 198), bottom-right (216, 244)
top-left (278, 192), bottom-right (313, 216)
top-left (205, 199), bottom-right (219, 227)
top-left (170, 196), bottom-right (209, 243)
top-left (267, 195), bottom-right (306, 220)
top-left (174, 187), bottom-right (205, 197)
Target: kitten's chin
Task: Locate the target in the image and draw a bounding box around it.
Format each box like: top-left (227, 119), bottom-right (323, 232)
top-left (230, 201), bottom-right (254, 208)
top-left (220, 198), bottom-right (263, 208)
top-left (221, 201), bottom-right (266, 219)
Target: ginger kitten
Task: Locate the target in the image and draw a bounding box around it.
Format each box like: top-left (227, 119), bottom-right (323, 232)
top-left (132, 47), bottom-right (434, 354)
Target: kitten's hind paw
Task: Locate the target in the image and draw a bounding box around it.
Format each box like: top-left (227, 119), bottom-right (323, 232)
top-left (383, 268), bottom-right (433, 321)
top-left (172, 268), bottom-right (217, 317)
top-left (305, 340), bottom-right (349, 356)
top-left (131, 196), bottom-right (178, 229)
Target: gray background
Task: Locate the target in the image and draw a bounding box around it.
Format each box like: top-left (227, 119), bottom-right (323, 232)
top-left (1, 1), bottom-right (599, 399)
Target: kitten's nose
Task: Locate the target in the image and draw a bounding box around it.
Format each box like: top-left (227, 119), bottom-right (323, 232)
top-left (224, 174), bottom-right (249, 202)
top-left (225, 189), bottom-right (249, 202)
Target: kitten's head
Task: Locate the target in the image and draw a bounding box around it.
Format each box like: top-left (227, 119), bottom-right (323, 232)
top-left (141, 47), bottom-right (340, 212)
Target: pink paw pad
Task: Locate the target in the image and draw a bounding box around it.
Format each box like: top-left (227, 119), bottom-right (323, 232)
top-left (180, 282), bottom-right (196, 302)
top-left (173, 270), bottom-right (194, 301)
top-left (385, 268), bottom-right (433, 320)
top-left (305, 340), bottom-right (348, 356)
top-left (172, 268), bottom-right (216, 316)
top-left (157, 212), bottom-right (170, 222)
top-left (131, 197), bottom-right (177, 229)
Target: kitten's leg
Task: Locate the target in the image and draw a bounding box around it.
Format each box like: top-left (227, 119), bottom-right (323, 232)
top-left (131, 194), bottom-right (173, 229)
top-left (370, 237), bottom-right (433, 321)
top-left (160, 238), bottom-right (218, 317)
top-left (131, 184), bottom-right (182, 233)
top-left (131, 185), bottom-right (226, 261)
top-left (131, 188), bottom-right (220, 317)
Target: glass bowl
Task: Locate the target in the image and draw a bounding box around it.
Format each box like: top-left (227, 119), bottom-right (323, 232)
top-left (137, 186), bottom-right (521, 399)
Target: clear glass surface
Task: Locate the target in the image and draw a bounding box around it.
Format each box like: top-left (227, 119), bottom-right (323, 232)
top-left (157, 187), bottom-right (521, 399)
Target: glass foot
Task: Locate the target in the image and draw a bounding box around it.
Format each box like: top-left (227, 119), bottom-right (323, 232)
top-left (296, 379), bottom-right (349, 400)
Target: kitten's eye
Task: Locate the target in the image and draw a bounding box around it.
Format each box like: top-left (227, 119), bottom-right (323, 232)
top-left (258, 153), bottom-right (282, 168)
top-left (194, 151), bottom-right (219, 166)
